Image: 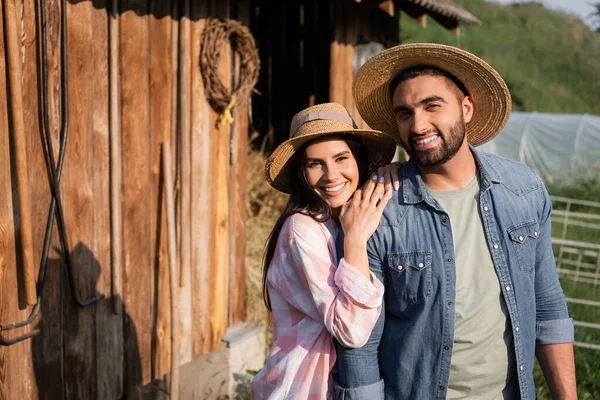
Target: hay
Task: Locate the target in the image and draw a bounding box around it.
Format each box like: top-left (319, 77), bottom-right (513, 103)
top-left (245, 148), bottom-right (288, 331)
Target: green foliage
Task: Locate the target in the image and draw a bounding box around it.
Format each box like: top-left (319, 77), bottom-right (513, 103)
top-left (531, 185), bottom-right (600, 398)
top-left (592, 3), bottom-right (600, 32)
top-left (399, 0), bottom-right (600, 114)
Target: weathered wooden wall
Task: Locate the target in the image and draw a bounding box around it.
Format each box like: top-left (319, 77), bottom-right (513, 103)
top-left (0, 0), bottom-right (248, 397)
top-left (330, 0), bottom-right (399, 129)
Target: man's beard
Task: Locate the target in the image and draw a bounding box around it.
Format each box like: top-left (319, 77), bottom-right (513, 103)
top-left (400, 115), bottom-right (466, 167)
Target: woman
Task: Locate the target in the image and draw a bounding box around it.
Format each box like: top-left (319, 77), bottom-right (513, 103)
top-left (251, 103), bottom-right (400, 399)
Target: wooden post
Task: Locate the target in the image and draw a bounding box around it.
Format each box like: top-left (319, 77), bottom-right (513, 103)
top-left (93, 0), bottom-right (123, 398)
top-left (2, 0), bottom-right (36, 306)
top-left (109, 0), bottom-right (123, 316)
top-left (162, 141), bottom-right (179, 400)
top-left (190, 0), bottom-right (211, 357)
top-left (179, 0), bottom-right (191, 289)
top-left (177, 0), bottom-right (193, 366)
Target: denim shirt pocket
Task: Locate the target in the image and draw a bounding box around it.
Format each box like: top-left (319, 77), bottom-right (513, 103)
top-left (386, 251), bottom-right (432, 304)
top-left (507, 220), bottom-right (540, 273)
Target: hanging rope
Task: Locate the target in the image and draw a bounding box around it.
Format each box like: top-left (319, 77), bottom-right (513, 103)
top-left (200, 18), bottom-right (260, 127)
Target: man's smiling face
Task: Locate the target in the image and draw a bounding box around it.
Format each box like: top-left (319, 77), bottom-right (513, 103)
top-left (391, 75), bottom-right (473, 167)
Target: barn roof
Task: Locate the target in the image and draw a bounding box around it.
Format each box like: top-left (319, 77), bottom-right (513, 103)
top-left (401, 0), bottom-right (481, 27)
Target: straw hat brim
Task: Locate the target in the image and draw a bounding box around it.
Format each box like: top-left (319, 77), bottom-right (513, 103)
top-left (353, 43), bottom-right (512, 147)
top-left (265, 128), bottom-right (397, 194)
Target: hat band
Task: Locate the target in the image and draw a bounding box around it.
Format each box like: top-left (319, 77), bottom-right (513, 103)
top-left (289, 110), bottom-right (358, 138)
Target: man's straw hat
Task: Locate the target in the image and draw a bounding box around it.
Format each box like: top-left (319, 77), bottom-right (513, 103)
top-left (353, 43), bottom-right (512, 146)
top-left (265, 103), bottom-right (397, 194)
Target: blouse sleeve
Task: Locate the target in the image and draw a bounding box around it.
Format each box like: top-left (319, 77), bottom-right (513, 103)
top-left (269, 214), bottom-right (384, 348)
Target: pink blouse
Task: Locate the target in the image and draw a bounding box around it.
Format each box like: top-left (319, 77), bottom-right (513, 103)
top-left (251, 213), bottom-right (384, 399)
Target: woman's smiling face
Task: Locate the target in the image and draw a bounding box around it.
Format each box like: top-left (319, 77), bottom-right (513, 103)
top-left (302, 137), bottom-right (360, 215)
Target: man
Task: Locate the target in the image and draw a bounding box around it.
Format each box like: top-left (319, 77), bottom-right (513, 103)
top-left (334, 44), bottom-right (576, 399)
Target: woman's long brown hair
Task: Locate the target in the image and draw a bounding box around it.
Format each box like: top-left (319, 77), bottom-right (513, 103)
top-left (262, 136), bottom-right (368, 311)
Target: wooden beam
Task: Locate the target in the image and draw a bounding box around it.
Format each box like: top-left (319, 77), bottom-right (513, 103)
top-left (3, 0), bottom-right (36, 306)
top-left (94, 0), bottom-right (123, 398)
top-left (177, 0), bottom-right (193, 366)
top-left (378, 0), bottom-right (394, 17)
top-left (63, 1), bottom-right (97, 398)
top-left (120, 0), bottom-right (153, 389)
top-left (190, 0), bottom-right (211, 358)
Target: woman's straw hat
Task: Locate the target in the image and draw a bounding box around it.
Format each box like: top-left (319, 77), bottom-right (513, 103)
top-left (265, 103), bottom-right (397, 193)
top-left (353, 43), bottom-right (512, 146)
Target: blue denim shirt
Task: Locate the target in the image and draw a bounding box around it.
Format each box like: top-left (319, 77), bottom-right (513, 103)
top-left (334, 147), bottom-right (574, 400)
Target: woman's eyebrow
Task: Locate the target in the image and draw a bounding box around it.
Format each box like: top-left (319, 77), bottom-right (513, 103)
top-left (305, 150), bottom-right (351, 162)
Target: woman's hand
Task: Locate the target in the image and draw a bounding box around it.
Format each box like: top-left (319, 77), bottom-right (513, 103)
top-left (339, 176), bottom-right (392, 277)
top-left (375, 161), bottom-right (406, 193)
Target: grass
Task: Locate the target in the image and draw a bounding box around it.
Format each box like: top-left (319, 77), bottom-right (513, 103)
top-left (533, 183), bottom-right (600, 399)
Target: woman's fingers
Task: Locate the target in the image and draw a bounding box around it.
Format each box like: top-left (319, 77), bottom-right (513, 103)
top-left (391, 164), bottom-right (400, 191)
top-left (360, 174), bottom-right (378, 204)
top-left (376, 188), bottom-right (393, 211)
top-left (375, 166), bottom-right (392, 194)
top-left (369, 179), bottom-right (386, 207)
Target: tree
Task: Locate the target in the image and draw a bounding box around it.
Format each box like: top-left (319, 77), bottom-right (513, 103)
top-left (592, 2), bottom-right (600, 32)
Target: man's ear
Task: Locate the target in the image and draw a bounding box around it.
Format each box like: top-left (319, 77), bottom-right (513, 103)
top-left (462, 96), bottom-right (474, 124)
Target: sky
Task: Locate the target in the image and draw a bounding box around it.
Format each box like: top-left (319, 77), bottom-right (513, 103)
top-left (487, 0), bottom-right (598, 28)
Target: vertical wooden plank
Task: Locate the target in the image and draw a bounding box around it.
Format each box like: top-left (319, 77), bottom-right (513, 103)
top-left (19, 0), bottom-right (49, 396)
top-left (4, 0), bottom-right (36, 307)
top-left (62, 1), bottom-right (97, 399)
top-left (120, 0), bottom-right (152, 391)
top-left (110, 0), bottom-right (124, 319)
top-left (329, 0), bottom-right (355, 109)
top-left (28, 0), bottom-right (65, 398)
top-left (207, 0), bottom-right (231, 350)
top-left (189, 0), bottom-right (211, 357)
top-left (177, 0), bottom-right (193, 365)
top-left (149, 0), bottom-right (173, 379)
top-left (90, 1), bottom-right (123, 399)
top-left (329, 0), bottom-right (346, 104)
top-left (228, 0), bottom-right (249, 325)
top-left (0, 2), bottom-right (30, 397)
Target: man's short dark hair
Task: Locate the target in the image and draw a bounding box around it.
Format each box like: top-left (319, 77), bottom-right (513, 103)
top-left (389, 66), bottom-right (469, 102)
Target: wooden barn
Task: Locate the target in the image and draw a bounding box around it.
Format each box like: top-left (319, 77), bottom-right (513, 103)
top-left (0, 0), bottom-right (478, 398)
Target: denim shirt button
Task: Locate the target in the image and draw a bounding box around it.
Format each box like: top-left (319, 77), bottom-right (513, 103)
top-left (439, 386), bottom-right (445, 391)
top-left (442, 217), bottom-right (448, 224)
top-left (443, 345), bottom-right (449, 350)
top-left (520, 365), bottom-right (524, 371)
top-left (493, 244), bottom-right (499, 249)
top-left (447, 301), bottom-right (453, 306)
top-left (506, 285), bottom-right (511, 291)
top-left (483, 206), bottom-right (489, 211)
top-left (515, 326), bottom-right (519, 332)
top-left (397, 265), bottom-right (403, 271)
top-left (447, 257), bottom-right (452, 263)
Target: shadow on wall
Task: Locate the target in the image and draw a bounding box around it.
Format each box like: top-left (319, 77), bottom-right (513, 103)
top-left (29, 243), bottom-right (159, 399)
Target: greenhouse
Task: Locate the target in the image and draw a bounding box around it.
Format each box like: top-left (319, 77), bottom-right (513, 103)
top-left (480, 112), bottom-right (600, 187)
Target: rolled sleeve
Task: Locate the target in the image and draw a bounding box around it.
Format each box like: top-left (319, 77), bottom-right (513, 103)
top-left (334, 258), bottom-right (384, 308)
top-left (536, 317), bottom-right (575, 345)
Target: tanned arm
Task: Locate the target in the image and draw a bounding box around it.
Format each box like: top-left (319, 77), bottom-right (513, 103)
top-left (535, 343), bottom-right (577, 399)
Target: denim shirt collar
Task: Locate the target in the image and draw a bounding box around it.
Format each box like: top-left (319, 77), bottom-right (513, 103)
top-left (400, 144), bottom-right (504, 206)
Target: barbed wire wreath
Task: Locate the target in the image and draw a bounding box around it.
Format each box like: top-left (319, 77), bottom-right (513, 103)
top-left (200, 18), bottom-right (260, 127)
